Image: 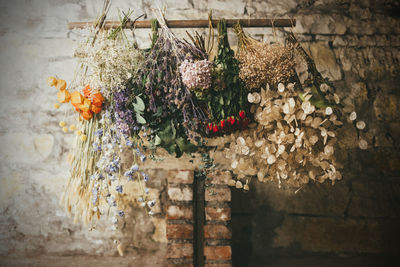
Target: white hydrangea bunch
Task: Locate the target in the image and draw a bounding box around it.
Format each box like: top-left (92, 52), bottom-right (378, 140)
top-left (74, 28), bottom-right (144, 97)
top-left (179, 59), bottom-right (213, 91)
top-left (225, 83), bottom-right (345, 189)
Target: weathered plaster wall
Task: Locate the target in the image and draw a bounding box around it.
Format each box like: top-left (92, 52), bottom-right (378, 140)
top-left (0, 0), bottom-right (399, 266)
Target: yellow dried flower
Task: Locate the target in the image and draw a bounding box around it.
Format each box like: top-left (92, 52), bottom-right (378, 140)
top-left (54, 103), bottom-right (60, 109)
top-left (62, 127), bottom-right (68, 133)
top-left (80, 135), bottom-right (87, 142)
top-left (69, 125), bottom-right (76, 131)
top-left (47, 76), bottom-right (57, 87)
top-left (76, 130), bottom-right (82, 136)
top-left (59, 121), bottom-right (66, 127)
top-left (56, 79), bottom-right (67, 91)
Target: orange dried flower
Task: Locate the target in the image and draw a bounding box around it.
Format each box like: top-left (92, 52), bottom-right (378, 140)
top-left (78, 98), bottom-right (92, 112)
top-left (92, 91), bottom-right (104, 107)
top-left (57, 90), bottom-right (71, 103)
top-left (56, 79), bottom-right (67, 91)
top-left (81, 110), bottom-right (93, 120)
top-left (91, 105), bottom-right (102, 114)
top-left (71, 91), bottom-right (84, 108)
top-left (83, 85), bottom-right (92, 97)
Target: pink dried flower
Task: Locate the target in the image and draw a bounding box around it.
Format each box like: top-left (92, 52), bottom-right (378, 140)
top-left (179, 59), bottom-right (212, 91)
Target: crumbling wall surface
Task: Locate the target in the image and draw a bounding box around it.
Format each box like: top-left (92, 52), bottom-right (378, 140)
top-left (0, 0), bottom-right (399, 266)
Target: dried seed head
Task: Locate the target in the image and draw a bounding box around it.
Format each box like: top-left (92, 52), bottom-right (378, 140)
top-left (228, 179), bottom-right (236, 187)
top-left (248, 93), bottom-right (255, 103)
top-left (278, 83), bottom-right (285, 93)
top-left (356, 120), bottom-right (366, 130)
top-left (325, 107), bottom-right (333, 115)
top-left (359, 139), bottom-right (368, 150)
top-left (225, 81), bottom-right (344, 189)
top-left (320, 83), bottom-right (329, 92)
top-left (267, 155), bottom-right (276, 164)
top-left (349, 111), bottom-right (357, 121)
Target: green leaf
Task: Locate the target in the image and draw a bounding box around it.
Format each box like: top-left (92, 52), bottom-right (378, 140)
top-left (299, 92), bottom-right (305, 102)
top-left (163, 143), bottom-right (176, 154)
top-left (157, 121), bottom-right (174, 144)
top-left (176, 137), bottom-right (197, 154)
top-left (135, 96), bottom-right (145, 112)
top-left (310, 86), bottom-right (328, 108)
top-left (171, 121), bottom-right (176, 139)
top-left (136, 113), bottom-right (146, 124)
top-left (154, 135), bottom-right (161, 146)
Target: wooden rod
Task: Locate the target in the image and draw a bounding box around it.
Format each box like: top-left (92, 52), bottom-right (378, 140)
top-left (68, 18), bottom-right (296, 30)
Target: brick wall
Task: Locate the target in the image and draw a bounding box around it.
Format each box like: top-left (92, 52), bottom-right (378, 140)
top-left (167, 170), bottom-right (195, 266)
top-left (204, 171), bottom-right (232, 266)
top-left (1, 0), bottom-right (399, 266)
top-left (166, 170), bottom-right (234, 267)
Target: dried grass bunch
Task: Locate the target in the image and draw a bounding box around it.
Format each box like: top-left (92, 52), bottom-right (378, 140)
top-left (225, 82), bottom-right (344, 189)
top-left (235, 24), bottom-right (296, 90)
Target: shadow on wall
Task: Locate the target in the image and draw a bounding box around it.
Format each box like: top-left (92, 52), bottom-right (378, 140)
top-left (231, 148), bottom-right (400, 267)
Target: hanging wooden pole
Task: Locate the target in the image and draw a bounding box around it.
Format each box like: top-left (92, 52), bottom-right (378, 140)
top-left (68, 18), bottom-right (295, 30)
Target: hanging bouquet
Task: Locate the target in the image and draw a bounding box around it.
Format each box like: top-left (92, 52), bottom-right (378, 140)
top-left (46, 3), bottom-right (369, 255)
top-left (49, 5), bottom-right (157, 234)
top-left (223, 26), bottom-right (368, 190)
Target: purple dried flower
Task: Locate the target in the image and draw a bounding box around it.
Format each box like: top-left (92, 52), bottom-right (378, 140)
top-left (116, 185), bottom-right (123, 193)
top-left (114, 87), bottom-right (136, 136)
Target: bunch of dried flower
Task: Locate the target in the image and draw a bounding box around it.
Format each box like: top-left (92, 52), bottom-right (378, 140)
top-left (225, 83), bottom-right (344, 189)
top-left (235, 24), bottom-right (296, 90)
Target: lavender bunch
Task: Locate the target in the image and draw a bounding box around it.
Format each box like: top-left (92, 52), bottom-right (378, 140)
top-left (141, 33), bottom-right (208, 133)
top-left (113, 86), bottom-right (136, 136)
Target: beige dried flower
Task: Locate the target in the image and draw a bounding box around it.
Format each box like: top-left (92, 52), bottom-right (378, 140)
top-left (349, 111), bottom-right (357, 121)
top-left (359, 139), bottom-right (368, 150)
top-left (356, 120), bottom-right (366, 130)
top-left (237, 42), bottom-right (296, 89)
top-left (224, 82), bottom-right (344, 188)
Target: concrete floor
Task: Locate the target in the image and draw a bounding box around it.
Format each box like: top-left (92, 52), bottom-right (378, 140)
top-left (1, 254), bottom-right (398, 267)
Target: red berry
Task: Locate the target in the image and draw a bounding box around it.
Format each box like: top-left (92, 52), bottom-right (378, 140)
top-left (207, 123), bottom-right (213, 131)
top-left (239, 110), bottom-right (245, 119)
top-left (213, 124), bottom-right (218, 133)
top-left (230, 116), bottom-right (235, 125)
top-left (220, 119), bottom-right (226, 129)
